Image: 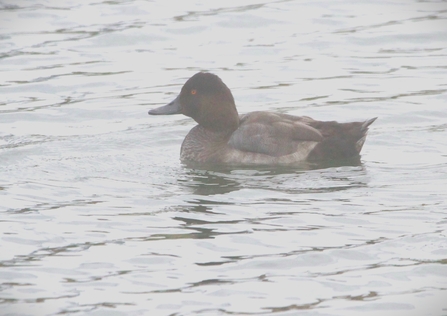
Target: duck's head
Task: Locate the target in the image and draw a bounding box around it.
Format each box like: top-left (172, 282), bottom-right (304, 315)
top-left (149, 72), bottom-right (239, 133)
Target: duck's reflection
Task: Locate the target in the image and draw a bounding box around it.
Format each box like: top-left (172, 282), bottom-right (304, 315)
top-left (177, 157), bottom-right (367, 197)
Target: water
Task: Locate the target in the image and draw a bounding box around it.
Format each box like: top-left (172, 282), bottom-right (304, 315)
top-left (1, 0), bottom-right (447, 315)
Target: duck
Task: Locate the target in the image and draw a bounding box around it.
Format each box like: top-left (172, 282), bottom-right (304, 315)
top-left (148, 72), bottom-right (376, 166)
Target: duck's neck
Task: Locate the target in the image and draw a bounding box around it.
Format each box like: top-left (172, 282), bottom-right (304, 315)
top-left (199, 100), bottom-right (239, 134)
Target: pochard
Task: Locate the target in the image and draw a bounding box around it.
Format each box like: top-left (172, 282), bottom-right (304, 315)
top-left (149, 72), bottom-right (376, 166)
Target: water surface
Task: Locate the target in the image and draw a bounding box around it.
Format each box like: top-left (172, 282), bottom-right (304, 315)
top-left (1, 1), bottom-right (447, 315)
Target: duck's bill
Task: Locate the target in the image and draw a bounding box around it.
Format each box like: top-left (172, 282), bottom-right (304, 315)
top-left (148, 96), bottom-right (182, 115)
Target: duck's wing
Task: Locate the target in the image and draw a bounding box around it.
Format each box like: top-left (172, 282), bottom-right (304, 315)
top-left (228, 112), bottom-right (323, 157)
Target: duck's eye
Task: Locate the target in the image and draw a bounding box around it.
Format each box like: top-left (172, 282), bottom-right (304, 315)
top-left (191, 89), bottom-right (197, 95)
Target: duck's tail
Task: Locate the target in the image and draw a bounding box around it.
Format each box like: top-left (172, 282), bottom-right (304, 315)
top-left (307, 117), bottom-right (377, 162)
top-left (356, 117), bottom-right (377, 153)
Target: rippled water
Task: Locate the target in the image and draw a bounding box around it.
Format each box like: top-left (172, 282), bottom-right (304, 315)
top-left (1, 1), bottom-right (447, 315)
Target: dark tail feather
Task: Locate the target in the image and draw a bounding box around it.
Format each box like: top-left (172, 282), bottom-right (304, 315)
top-left (308, 117), bottom-right (377, 162)
top-left (356, 117), bottom-right (377, 152)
